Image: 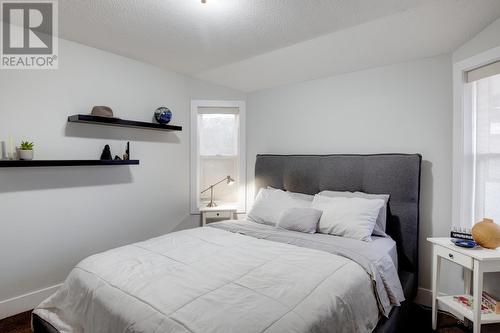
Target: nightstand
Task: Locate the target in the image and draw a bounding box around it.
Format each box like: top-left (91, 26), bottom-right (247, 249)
top-left (199, 206), bottom-right (238, 226)
top-left (428, 237), bottom-right (500, 333)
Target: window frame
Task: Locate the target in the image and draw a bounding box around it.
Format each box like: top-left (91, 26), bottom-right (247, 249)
top-left (453, 45), bottom-right (500, 228)
top-left (190, 100), bottom-right (246, 214)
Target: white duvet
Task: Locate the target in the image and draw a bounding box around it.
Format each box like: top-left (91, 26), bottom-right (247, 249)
top-left (34, 226), bottom-right (382, 333)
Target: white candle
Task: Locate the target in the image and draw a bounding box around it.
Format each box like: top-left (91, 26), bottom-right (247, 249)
top-left (8, 135), bottom-right (14, 160)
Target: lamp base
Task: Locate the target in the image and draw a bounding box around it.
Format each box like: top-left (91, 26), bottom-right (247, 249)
top-left (206, 201), bottom-right (217, 207)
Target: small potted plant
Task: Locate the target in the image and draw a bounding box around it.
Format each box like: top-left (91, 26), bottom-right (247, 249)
top-left (19, 140), bottom-right (34, 160)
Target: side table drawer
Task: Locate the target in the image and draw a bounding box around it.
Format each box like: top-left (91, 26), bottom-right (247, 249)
top-left (436, 246), bottom-right (473, 269)
top-left (204, 211), bottom-right (232, 219)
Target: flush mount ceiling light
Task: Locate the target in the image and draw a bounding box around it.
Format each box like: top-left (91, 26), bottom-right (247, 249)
top-left (192, 0), bottom-right (233, 16)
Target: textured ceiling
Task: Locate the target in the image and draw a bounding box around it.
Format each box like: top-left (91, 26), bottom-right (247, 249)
top-left (59, 0), bottom-right (435, 73)
top-left (59, 0), bottom-right (500, 92)
top-left (196, 0), bottom-right (500, 91)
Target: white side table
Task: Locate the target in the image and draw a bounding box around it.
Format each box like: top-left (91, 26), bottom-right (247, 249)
top-left (199, 206), bottom-right (238, 226)
top-left (428, 237), bottom-right (500, 333)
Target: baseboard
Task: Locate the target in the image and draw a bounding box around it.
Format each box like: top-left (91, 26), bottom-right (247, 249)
top-left (0, 284), bottom-right (62, 320)
top-left (414, 287), bottom-right (455, 310)
top-left (414, 287), bottom-right (432, 307)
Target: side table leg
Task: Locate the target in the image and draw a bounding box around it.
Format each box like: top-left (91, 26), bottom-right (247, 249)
top-left (464, 268), bottom-right (472, 294)
top-left (432, 247), bottom-right (441, 330)
top-left (472, 261), bottom-right (483, 333)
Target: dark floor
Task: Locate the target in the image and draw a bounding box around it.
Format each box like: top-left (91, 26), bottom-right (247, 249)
top-left (406, 303), bottom-right (499, 333)
top-left (0, 311), bottom-right (31, 333)
top-left (0, 305), bottom-right (499, 333)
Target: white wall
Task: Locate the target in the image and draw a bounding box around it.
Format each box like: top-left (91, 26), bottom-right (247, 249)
top-left (246, 54), bottom-right (453, 293)
top-left (0, 38), bottom-right (244, 318)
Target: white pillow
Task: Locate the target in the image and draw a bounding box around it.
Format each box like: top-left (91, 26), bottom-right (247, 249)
top-left (319, 190), bottom-right (389, 237)
top-left (267, 186), bottom-right (314, 201)
top-left (277, 207), bottom-right (322, 234)
top-left (248, 188), bottom-right (311, 226)
top-left (312, 195), bottom-right (384, 242)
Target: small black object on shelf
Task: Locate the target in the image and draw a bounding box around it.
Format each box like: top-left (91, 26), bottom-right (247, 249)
top-left (100, 145), bottom-right (112, 160)
top-left (68, 114), bottom-right (182, 131)
top-left (0, 160), bottom-right (140, 167)
top-left (124, 141), bottom-right (130, 160)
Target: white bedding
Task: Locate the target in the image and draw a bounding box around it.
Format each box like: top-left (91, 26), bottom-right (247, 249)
top-left (209, 220), bottom-right (403, 315)
top-left (34, 226), bottom-right (385, 333)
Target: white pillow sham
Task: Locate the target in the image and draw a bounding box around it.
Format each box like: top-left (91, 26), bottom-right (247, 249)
top-left (266, 186), bottom-right (314, 201)
top-left (277, 207), bottom-right (322, 234)
top-left (319, 190), bottom-right (389, 237)
top-left (248, 188), bottom-right (311, 226)
top-left (312, 195), bottom-right (384, 242)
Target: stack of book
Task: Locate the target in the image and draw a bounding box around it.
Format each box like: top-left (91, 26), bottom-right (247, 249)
top-left (453, 293), bottom-right (500, 314)
top-left (450, 227), bottom-right (474, 240)
top-left (483, 292), bottom-right (500, 314)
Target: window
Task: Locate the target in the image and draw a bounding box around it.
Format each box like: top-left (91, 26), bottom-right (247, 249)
top-left (454, 54), bottom-right (500, 229)
top-left (190, 101), bottom-right (246, 213)
top-left (468, 66), bottom-right (500, 223)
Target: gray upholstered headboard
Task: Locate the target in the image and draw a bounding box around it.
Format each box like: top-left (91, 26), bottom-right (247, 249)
top-left (255, 153), bottom-right (421, 295)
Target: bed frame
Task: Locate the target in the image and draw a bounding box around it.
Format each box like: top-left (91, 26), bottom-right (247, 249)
top-left (33, 153), bottom-right (421, 333)
top-left (254, 153), bottom-right (422, 332)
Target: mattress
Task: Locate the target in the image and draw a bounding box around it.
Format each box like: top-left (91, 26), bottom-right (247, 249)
top-left (33, 224), bottom-right (403, 333)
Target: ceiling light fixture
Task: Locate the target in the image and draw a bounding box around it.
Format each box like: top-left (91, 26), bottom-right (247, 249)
top-left (201, 0), bottom-right (206, 3)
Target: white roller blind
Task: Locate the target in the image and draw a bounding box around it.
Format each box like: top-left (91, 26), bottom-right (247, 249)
top-left (197, 107), bottom-right (240, 205)
top-left (473, 72), bottom-right (500, 224)
top-left (466, 60), bottom-right (500, 83)
top-left (197, 107), bottom-right (239, 115)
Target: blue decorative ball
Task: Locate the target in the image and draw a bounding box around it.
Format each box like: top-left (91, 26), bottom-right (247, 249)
top-left (154, 107), bottom-right (172, 124)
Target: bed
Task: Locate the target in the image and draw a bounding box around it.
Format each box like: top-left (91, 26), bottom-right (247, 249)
top-left (32, 153), bottom-right (421, 333)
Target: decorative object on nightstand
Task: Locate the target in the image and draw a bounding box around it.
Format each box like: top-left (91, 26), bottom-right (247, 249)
top-left (200, 175), bottom-right (235, 207)
top-left (154, 106), bottom-right (172, 124)
top-left (472, 219), bottom-right (500, 249)
top-left (19, 140), bottom-right (34, 160)
top-left (451, 226), bottom-right (477, 248)
top-left (451, 238), bottom-right (477, 248)
top-left (451, 226), bottom-right (474, 241)
top-left (428, 237), bottom-right (500, 333)
top-left (199, 206), bottom-right (237, 226)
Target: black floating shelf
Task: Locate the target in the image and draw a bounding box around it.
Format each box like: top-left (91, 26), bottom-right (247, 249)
top-left (0, 160), bottom-right (140, 168)
top-left (68, 114), bottom-right (182, 131)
